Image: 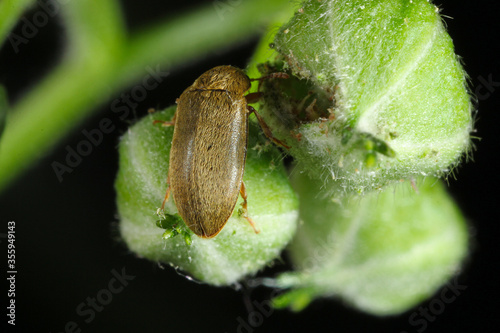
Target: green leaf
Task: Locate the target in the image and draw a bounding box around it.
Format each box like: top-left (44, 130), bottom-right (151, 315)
top-left (272, 288), bottom-right (313, 312)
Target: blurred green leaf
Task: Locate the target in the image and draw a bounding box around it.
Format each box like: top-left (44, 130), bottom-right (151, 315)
top-left (61, 0), bottom-right (126, 62)
top-left (0, 0), bottom-right (35, 49)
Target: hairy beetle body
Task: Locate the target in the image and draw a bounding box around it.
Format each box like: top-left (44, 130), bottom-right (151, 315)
top-left (170, 66), bottom-right (251, 238)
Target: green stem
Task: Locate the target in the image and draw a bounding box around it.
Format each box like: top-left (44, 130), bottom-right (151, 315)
top-left (119, 0), bottom-right (291, 82)
top-left (0, 0), bottom-right (35, 48)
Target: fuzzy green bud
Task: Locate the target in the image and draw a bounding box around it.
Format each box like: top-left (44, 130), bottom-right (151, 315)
top-left (260, 0), bottom-right (473, 194)
top-left (273, 172), bottom-right (469, 315)
top-left (115, 106), bottom-right (298, 286)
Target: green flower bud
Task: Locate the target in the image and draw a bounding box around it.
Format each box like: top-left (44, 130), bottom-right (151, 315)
top-left (115, 106), bottom-right (298, 286)
top-left (273, 172), bottom-right (469, 315)
top-left (260, 0), bottom-right (473, 194)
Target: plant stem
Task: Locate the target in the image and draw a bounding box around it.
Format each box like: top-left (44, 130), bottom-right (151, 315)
top-left (0, 0), bottom-right (35, 49)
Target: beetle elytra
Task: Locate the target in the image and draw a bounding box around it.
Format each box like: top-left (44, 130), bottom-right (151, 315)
top-left (155, 65), bottom-right (288, 238)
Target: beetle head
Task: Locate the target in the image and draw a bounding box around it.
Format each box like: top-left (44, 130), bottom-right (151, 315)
top-left (193, 65), bottom-right (251, 94)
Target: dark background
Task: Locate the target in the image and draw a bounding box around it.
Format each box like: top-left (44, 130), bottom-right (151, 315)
top-left (1, 0), bottom-right (499, 332)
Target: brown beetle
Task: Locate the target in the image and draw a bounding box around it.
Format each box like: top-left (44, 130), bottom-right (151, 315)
top-left (155, 65), bottom-right (288, 238)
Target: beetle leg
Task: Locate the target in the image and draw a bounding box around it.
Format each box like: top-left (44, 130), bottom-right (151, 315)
top-left (247, 105), bottom-right (290, 149)
top-left (153, 112), bottom-right (177, 127)
top-left (239, 182), bottom-right (260, 234)
top-left (245, 92), bottom-right (263, 104)
top-left (250, 72), bottom-right (289, 91)
top-left (160, 173), bottom-right (171, 210)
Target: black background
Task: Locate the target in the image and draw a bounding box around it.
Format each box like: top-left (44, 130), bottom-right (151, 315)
top-left (1, 0), bottom-right (499, 332)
